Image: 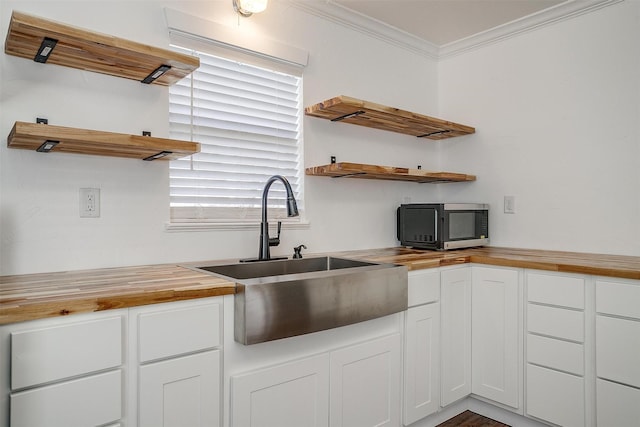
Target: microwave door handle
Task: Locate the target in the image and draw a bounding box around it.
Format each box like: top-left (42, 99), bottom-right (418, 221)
top-left (434, 212), bottom-right (438, 241)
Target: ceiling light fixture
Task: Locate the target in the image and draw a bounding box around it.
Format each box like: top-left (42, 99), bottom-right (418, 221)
top-left (233, 0), bottom-right (268, 17)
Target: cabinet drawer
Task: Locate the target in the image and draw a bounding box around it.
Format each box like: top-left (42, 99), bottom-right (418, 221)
top-left (11, 316), bottom-right (122, 390)
top-left (526, 364), bottom-right (584, 427)
top-left (527, 334), bottom-right (583, 376)
top-left (597, 379), bottom-right (640, 426)
top-left (408, 270), bottom-right (439, 307)
top-left (527, 303), bottom-right (584, 342)
top-left (596, 279), bottom-right (640, 319)
top-left (596, 315), bottom-right (640, 388)
top-left (527, 272), bottom-right (584, 309)
top-left (138, 301), bottom-right (221, 363)
top-left (10, 370), bottom-right (122, 427)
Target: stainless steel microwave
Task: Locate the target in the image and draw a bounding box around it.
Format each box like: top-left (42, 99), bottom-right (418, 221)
top-left (397, 203), bottom-right (489, 250)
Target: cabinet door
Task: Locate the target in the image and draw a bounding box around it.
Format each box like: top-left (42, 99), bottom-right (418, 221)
top-left (330, 334), bottom-right (401, 427)
top-left (404, 303), bottom-right (440, 425)
top-left (472, 267), bottom-right (520, 409)
top-left (440, 267), bottom-right (472, 406)
top-left (139, 350), bottom-right (221, 427)
top-left (231, 354), bottom-right (329, 427)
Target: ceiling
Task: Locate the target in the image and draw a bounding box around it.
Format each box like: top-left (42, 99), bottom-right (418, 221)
top-left (331, 0), bottom-right (566, 46)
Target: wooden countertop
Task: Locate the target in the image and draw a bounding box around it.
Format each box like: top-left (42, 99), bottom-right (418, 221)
top-left (2, 247), bottom-right (639, 325)
top-left (340, 247), bottom-right (640, 279)
top-left (0, 264), bottom-right (235, 325)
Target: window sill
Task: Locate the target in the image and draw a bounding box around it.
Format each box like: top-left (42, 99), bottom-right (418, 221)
top-left (165, 218), bottom-right (310, 232)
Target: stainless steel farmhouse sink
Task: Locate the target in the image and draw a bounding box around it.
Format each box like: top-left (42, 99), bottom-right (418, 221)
top-left (193, 257), bottom-right (408, 345)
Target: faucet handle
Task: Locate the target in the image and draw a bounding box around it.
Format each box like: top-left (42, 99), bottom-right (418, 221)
top-left (268, 221), bottom-right (282, 247)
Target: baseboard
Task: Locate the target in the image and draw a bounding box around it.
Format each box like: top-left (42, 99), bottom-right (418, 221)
top-left (406, 397), bottom-right (549, 427)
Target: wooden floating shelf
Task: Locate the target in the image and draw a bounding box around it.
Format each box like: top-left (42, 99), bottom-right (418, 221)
top-left (7, 121), bottom-right (200, 161)
top-left (4, 10), bottom-right (200, 85)
top-left (305, 96), bottom-right (475, 140)
top-left (306, 162), bottom-right (476, 183)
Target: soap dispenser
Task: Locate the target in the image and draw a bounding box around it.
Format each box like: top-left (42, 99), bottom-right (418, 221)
top-left (293, 244), bottom-right (307, 259)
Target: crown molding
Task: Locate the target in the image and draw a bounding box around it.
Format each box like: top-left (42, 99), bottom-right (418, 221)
top-left (439, 0), bottom-right (624, 58)
top-left (288, 0), bottom-right (622, 60)
top-left (286, 0), bottom-right (440, 59)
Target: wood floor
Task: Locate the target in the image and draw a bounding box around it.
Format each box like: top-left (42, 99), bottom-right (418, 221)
top-left (437, 410), bottom-right (511, 427)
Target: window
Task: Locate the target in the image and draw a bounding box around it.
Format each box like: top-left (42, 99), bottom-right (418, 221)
top-left (169, 48), bottom-right (303, 225)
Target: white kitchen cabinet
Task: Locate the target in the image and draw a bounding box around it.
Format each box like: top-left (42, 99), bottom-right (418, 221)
top-left (139, 350), bottom-right (221, 427)
top-left (229, 333), bottom-right (401, 427)
top-left (131, 297), bottom-right (224, 427)
top-left (524, 271), bottom-right (587, 427)
top-left (440, 267), bottom-right (472, 406)
top-left (471, 266), bottom-right (520, 409)
top-left (5, 296), bottom-right (224, 427)
top-left (595, 277), bottom-right (640, 388)
top-left (0, 310), bottom-right (126, 427)
top-left (404, 269), bottom-right (440, 425)
top-left (330, 334), bottom-right (401, 427)
top-left (231, 354), bottom-right (329, 427)
top-left (595, 277), bottom-right (640, 426)
top-left (404, 303), bottom-right (440, 425)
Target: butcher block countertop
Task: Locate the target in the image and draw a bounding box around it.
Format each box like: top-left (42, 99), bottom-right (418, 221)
top-left (339, 247), bottom-right (640, 279)
top-left (2, 247), bottom-right (640, 325)
top-left (0, 264), bottom-right (235, 325)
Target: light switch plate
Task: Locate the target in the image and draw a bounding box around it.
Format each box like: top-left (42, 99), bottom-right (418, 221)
top-left (504, 195), bottom-right (516, 214)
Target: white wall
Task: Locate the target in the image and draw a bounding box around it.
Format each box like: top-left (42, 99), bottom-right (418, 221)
top-left (3, 1), bottom-right (637, 276)
top-left (0, 0), bottom-right (440, 275)
top-left (438, 0), bottom-right (640, 256)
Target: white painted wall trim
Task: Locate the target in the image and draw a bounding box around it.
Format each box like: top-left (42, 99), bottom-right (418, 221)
top-left (164, 8), bottom-right (309, 69)
top-left (288, 0), bottom-right (622, 60)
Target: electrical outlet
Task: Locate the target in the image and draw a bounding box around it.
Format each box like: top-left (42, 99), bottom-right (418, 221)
top-left (80, 188), bottom-right (100, 218)
top-left (504, 195), bottom-right (516, 214)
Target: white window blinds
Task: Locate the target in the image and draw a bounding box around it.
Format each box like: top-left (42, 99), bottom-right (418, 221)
top-left (169, 48), bottom-right (303, 223)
